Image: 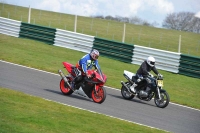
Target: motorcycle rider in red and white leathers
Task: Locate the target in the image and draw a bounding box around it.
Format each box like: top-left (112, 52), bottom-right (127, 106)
top-left (72, 49), bottom-right (100, 89)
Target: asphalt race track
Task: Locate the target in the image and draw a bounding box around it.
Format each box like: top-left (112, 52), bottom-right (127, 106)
top-left (0, 60), bottom-right (200, 133)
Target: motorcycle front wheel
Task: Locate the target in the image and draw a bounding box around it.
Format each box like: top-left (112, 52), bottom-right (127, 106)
top-left (121, 85), bottom-right (134, 100)
top-left (60, 78), bottom-right (73, 95)
top-left (154, 91), bottom-right (170, 108)
top-left (91, 86), bottom-right (106, 104)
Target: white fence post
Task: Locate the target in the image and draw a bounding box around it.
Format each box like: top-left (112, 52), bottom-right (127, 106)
top-left (74, 15), bottom-right (77, 32)
top-left (122, 23), bottom-right (126, 43)
top-left (178, 35), bottom-right (181, 53)
top-left (28, 6), bottom-right (31, 23)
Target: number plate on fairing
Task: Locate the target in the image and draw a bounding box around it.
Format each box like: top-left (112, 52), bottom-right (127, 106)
top-left (157, 80), bottom-right (163, 87)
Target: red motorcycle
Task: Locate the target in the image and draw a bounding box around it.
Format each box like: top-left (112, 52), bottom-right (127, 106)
top-left (58, 62), bottom-right (107, 104)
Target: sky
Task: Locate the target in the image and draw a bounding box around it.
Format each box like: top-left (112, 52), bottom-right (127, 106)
top-left (2, 0), bottom-right (200, 27)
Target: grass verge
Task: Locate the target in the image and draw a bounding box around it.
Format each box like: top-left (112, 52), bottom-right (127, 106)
top-left (0, 87), bottom-right (167, 133)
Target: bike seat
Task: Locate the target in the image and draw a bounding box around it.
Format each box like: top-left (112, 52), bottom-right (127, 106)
top-left (71, 66), bottom-right (76, 69)
top-left (132, 76), bottom-right (137, 82)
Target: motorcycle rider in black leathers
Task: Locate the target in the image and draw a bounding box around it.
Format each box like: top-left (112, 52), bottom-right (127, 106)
top-left (130, 56), bottom-right (162, 94)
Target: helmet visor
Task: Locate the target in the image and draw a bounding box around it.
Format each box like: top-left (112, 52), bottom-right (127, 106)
top-left (94, 54), bottom-right (99, 60)
top-left (150, 61), bottom-right (155, 65)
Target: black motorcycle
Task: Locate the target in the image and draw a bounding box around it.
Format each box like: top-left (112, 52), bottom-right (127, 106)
top-left (121, 70), bottom-right (170, 108)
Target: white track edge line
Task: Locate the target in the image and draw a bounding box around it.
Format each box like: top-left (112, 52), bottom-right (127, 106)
top-left (42, 97), bottom-right (169, 132)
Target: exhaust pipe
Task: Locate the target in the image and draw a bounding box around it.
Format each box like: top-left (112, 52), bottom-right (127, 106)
top-left (58, 70), bottom-right (71, 88)
top-left (121, 81), bottom-right (130, 92)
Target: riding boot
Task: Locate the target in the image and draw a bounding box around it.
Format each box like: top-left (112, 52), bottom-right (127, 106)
top-left (70, 81), bottom-right (75, 90)
top-left (130, 83), bottom-right (137, 93)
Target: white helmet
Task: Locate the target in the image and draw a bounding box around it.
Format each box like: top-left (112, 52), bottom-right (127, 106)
top-left (90, 49), bottom-right (99, 60)
top-left (146, 56), bottom-right (155, 67)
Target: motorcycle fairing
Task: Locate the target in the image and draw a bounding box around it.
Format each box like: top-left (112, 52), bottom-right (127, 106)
top-left (63, 62), bottom-right (74, 74)
top-left (81, 81), bottom-right (94, 98)
top-left (74, 87), bottom-right (88, 98)
top-left (87, 69), bottom-right (107, 83)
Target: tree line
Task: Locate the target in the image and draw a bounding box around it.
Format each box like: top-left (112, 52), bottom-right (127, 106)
top-left (91, 12), bottom-right (200, 33)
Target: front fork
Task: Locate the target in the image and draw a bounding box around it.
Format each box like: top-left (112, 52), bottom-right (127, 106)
top-left (94, 84), bottom-right (103, 95)
top-left (157, 87), bottom-right (162, 100)
top-left (94, 84), bottom-right (100, 93)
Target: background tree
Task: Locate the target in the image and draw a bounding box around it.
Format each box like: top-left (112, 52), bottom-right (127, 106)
top-left (162, 12), bottom-right (200, 33)
top-left (92, 15), bottom-right (160, 28)
top-left (192, 17), bottom-right (200, 33)
top-left (129, 16), bottom-right (143, 25)
top-left (105, 15), bottom-right (115, 20)
top-left (92, 15), bottom-right (104, 19)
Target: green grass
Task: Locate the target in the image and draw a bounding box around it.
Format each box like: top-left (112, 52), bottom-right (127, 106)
top-left (0, 87), bottom-right (167, 133)
top-left (0, 3), bottom-right (200, 56)
top-left (0, 34), bottom-right (200, 110)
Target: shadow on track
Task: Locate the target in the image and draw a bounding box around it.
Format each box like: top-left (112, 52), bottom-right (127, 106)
top-left (107, 93), bottom-right (156, 108)
top-left (44, 89), bottom-right (93, 102)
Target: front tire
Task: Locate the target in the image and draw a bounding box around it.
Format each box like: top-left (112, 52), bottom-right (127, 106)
top-left (60, 79), bottom-right (73, 95)
top-left (154, 91), bottom-right (170, 108)
top-left (121, 85), bottom-right (134, 100)
top-left (91, 87), bottom-right (106, 104)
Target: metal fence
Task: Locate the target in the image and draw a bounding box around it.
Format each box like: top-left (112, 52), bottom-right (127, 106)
top-left (0, 16), bottom-right (21, 37)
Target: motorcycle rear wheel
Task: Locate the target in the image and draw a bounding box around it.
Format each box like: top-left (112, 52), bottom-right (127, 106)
top-left (60, 79), bottom-right (73, 95)
top-left (121, 85), bottom-right (134, 100)
top-left (91, 87), bottom-right (106, 104)
top-left (154, 91), bottom-right (170, 108)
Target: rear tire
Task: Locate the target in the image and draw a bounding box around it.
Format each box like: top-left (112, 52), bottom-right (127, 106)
top-left (60, 79), bottom-right (73, 95)
top-left (154, 91), bottom-right (170, 108)
top-left (121, 85), bottom-right (134, 100)
top-left (91, 87), bottom-right (106, 104)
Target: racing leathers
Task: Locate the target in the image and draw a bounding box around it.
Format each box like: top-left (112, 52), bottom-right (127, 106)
top-left (135, 60), bottom-right (159, 92)
top-left (137, 61), bottom-right (159, 77)
top-left (78, 54), bottom-right (100, 74)
top-left (72, 54), bottom-right (100, 89)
